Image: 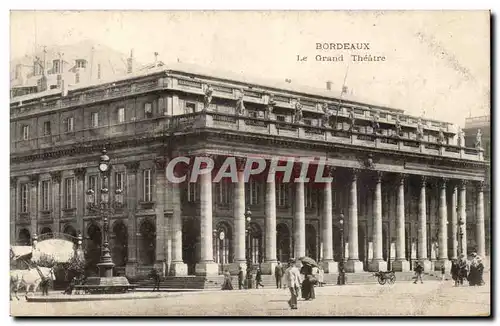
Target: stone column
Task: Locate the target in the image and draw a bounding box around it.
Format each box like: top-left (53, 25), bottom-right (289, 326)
top-left (450, 184), bottom-right (458, 260)
top-left (369, 172), bottom-right (387, 271)
top-left (436, 179), bottom-right (451, 272)
top-left (476, 181), bottom-right (485, 258)
top-left (393, 174), bottom-right (410, 272)
top-left (125, 162), bottom-right (139, 276)
top-left (262, 170), bottom-right (278, 275)
top-left (294, 179), bottom-right (306, 258)
top-left (50, 171), bottom-right (62, 234)
top-left (74, 168), bottom-right (86, 233)
top-left (231, 160), bottom-right (247, 274)
top-left (458, 181), bottom-right (467, 257)
top-left (321, 168), bottom-right (337, 273)
top-left (10, 177), bottom-right (17, 244)
top-left (195, 166), bottom-right (218, 275)
top-left (345, 169), bottom-right (363, 272)
top-left (29, 175), bottom-right (39, 237)
top-left (170, 176), bottom-right (187, 275)
top-left (154, 159), bottom-right (166, 267)
top-left (418, 177), bottom-right (431, 271)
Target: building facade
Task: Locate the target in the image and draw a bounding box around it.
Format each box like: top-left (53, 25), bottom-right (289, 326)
top-left (10, 65), bottom-right (488, 276)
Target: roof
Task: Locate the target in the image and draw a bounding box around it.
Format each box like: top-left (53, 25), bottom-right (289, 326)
top-left (10, 246), bottom-right (32, 260)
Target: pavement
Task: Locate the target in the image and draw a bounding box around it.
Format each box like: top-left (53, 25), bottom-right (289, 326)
top-left (10, 280), bottom-right (490, 317)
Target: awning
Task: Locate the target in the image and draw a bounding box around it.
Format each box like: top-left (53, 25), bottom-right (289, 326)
top-left (10, 246), bottom-right (32, 260)
top-left (32, 239), bottom-right (79, 263)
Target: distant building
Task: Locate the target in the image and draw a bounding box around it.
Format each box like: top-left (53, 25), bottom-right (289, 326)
top-left (9, 40), bottom-right (161, 98)
top-left (464, 115), bottom-right (491, 256)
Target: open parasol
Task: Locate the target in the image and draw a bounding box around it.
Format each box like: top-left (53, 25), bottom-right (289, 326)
top-left (299, 256), bottom-right (319, 268)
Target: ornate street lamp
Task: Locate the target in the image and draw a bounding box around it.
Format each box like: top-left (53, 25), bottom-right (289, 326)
top-left (245, 207), bottom-right (253, 289)
top-left (337, 211), bottom-right (346, 285)
top-left (85, 148), bottom-right (115, 278)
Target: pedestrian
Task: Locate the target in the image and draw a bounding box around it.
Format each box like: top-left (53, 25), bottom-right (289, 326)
top-left (63, 276), bottom-right (75, 295)
top-left (275, 262), bottom-right (283, 289)
top-left (440, 265), bottom-right (446, 281)
top-left (40, 275), bottom-right (51, 296)
top-left (413, 263), bottom-right (424, 284)
top-left (149, 268), bottom-right (161, 292)
top-left (318, 266), bottom-right (325, 287)
top-left (300, 263), bottom-right (316, 300)
top-left (284, 258), bottom-right (301, 310)
top-left (255, 268), bottom-right (264, 288)
top-left (238, 266), bottom-right (244, 290)
top-left (221, 270), bottom-right (233, 290)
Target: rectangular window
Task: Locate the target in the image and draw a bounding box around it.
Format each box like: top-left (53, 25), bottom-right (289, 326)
top-left (117, 107), bottom-right (125, 123)
top-left (88, 175), bottom-right (98, 204)
top-left (41, 180), bottom-right (51, 211)
top-left (143, 169), bottom-right (152, 202)
top-left (22, 125), bottom-right (29, 140)
top-left (64, 177), bottom-right (75, 209)
top-left (91, 112), bottom-right (99, 128)
top-left (144, 103), bottom-right (152, 117)
top-left (188, 182), bottom-right (198, 202)
top-left (115, 172), bottom-right (124, 190)
top-left (20, 183), bottom-right (29, 213)
top-left (216, 182), bottom-right (231, 205)
top-left (185, 102), bottom-right (196, 114)
top-left (276, 183), bottom-right (289, 207)
top-left (43, 121), bottom-right (51, 136)
top-left (65, 117), bottom-right (74, 132)
top-left (276, 115), bottom-right (286, 122)
top-left (246, 179), bottom-right (261, 205)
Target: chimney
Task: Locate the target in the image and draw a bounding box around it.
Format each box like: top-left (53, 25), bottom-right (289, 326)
top-left (154, 52), bottom-right (159, 67)
top-left (127, 49), bottom-right (134, 74)
top-left (326, 81), bottom-right (332, 91)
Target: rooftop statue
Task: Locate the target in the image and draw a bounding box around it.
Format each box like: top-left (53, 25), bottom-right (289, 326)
top-left (372, 110), bottom-right (380, 134)
top-left (294, 98), bottom-right (303, 124)
top-left (322, 102), bottom-right (331, 127)
top-left (475, 128), bottom-right (483, 149)
top-left (416, 118), bottom-right (424, 141)
top-left (395, 114), bottom-right (402, 137)
top-left (266, 93), bottom-right (276, 118)
top-left (203, 84), bottom-right (213, 111)
top-left (438, 127), bottom-right (446, 145)
top-left (236, 89), bottom-right (246, 115)
top-left (457, 127), bottom-right (464, 147)
top-left (348, 109), bottom-right (356, 131)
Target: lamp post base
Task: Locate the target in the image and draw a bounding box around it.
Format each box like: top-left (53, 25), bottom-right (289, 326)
top-left (97, 261), bottom-right (115, 278)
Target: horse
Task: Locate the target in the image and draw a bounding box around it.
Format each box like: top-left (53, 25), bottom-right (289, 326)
top-left (10, 266), bottom-right (56, 300)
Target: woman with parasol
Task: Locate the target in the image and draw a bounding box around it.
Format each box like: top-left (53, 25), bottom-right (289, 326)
top-left (299, 257), bottom-right (318, 301)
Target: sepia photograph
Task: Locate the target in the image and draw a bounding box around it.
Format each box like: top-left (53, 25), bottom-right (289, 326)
top-left (8, 10), bottom-right (491, 317)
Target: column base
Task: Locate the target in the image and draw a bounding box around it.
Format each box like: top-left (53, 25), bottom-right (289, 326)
top-left (229, 261), bottom-right (247, 275)
top-left (321, 260), bottom-right (339, 274)
top-left (195, 261), bottom-right (219, 276)
top-left (368, 259), bottom-right (387, 272)
top-left (260, 261), bottom-right (278, 275)
top-left (392, 259), bottom-right (411, 272)
top-left (344, 260), bottom-right (364, 273)
top-left (170, 261), bottom-right (188, 276)
top-left (125, 262), bottom-right (137, 277)
top-left (417, 259), bottom-right (433, 272)
top-left (434, 259), bottom-right (452, 273)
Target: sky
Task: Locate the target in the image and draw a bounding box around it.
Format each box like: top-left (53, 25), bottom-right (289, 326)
top-left (10, 10), bottom-right (490, 127)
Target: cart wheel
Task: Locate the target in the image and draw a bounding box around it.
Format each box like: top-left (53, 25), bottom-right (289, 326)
top-left (388, 274), bottom-right (396, 284)
top-left (377, 276), bottom-right (386, 285)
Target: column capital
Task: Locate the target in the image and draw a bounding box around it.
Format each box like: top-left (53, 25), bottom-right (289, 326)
top-left (459, 179), bottom-right (468, 189)
top-left (440, 178), bottom-right (448, 189)
top-left (476, 180), bottom-right (485, 192)
top-left (10, 176), bottom-right (17, 188)
top-left (29, 174), bottom-right (40, 185)
top-left (350, 168), bottom-right (360, 181)
top-left (420, 176), bottom-right (427, 188)
top-left (374, 171), bottom-right (383, 183)
top-left (50, 171), bottom-right (62, 183)
top-left (396, 173), bottom-right (406, 185)
top-left (125, 161), bottom-right (141, 173)
top-left (73, 167), bottom-right (86, 180)
top-left (235, 157), bottom-right (246, 171)
top-left (154, 157), bottom-right (167, 170)
top-left (325, 165), bottom-right (336, 178)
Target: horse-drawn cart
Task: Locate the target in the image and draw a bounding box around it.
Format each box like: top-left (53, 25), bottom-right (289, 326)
top-left (373, 271), bottom-right (396, 285)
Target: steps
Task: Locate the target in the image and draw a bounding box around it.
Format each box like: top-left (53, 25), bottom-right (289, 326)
top-left (135, 272), bottom-right (443, 290)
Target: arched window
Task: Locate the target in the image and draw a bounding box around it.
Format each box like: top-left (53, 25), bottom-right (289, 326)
top-left (247, 223), bottom-right (262, 264)
top-left (40, 227), bottom-right (53, 240)
top-left (214, 222), bottom-right (232, 264)
top-left (18, 229), bottom-right (31, 246)
top-left (276, 223), bottom-right (291, 263)
top-left (112, 222), bottom-right (128, 267)
top-left (139, 219), bottom-right (156, 266)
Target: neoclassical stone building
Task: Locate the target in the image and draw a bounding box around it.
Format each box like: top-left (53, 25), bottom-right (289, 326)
top-left (10, 64), bottom-right (488, 276)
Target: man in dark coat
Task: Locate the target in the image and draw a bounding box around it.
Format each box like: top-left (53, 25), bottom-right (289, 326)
top-left (300, 264), bottom-right (315, 300)
top-left (255, 268), bottom-right (264, 288)
top-left (149, 268), bottom-right (161, 292)
top-left (238, 267), bottom-right (244, 290)
top-left (413, 263), bottom-right (424, 284)
top-left (275, 262), bottom-right (283, 289)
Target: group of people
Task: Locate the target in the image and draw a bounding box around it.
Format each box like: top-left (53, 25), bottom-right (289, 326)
top-left (221, 266), bottom-right (265, 290)
top-left (283, 258), bottom-right (325, 310)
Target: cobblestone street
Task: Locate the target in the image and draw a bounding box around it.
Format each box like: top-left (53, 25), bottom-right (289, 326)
top-left (11, 280), bottom-right (490, 317)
